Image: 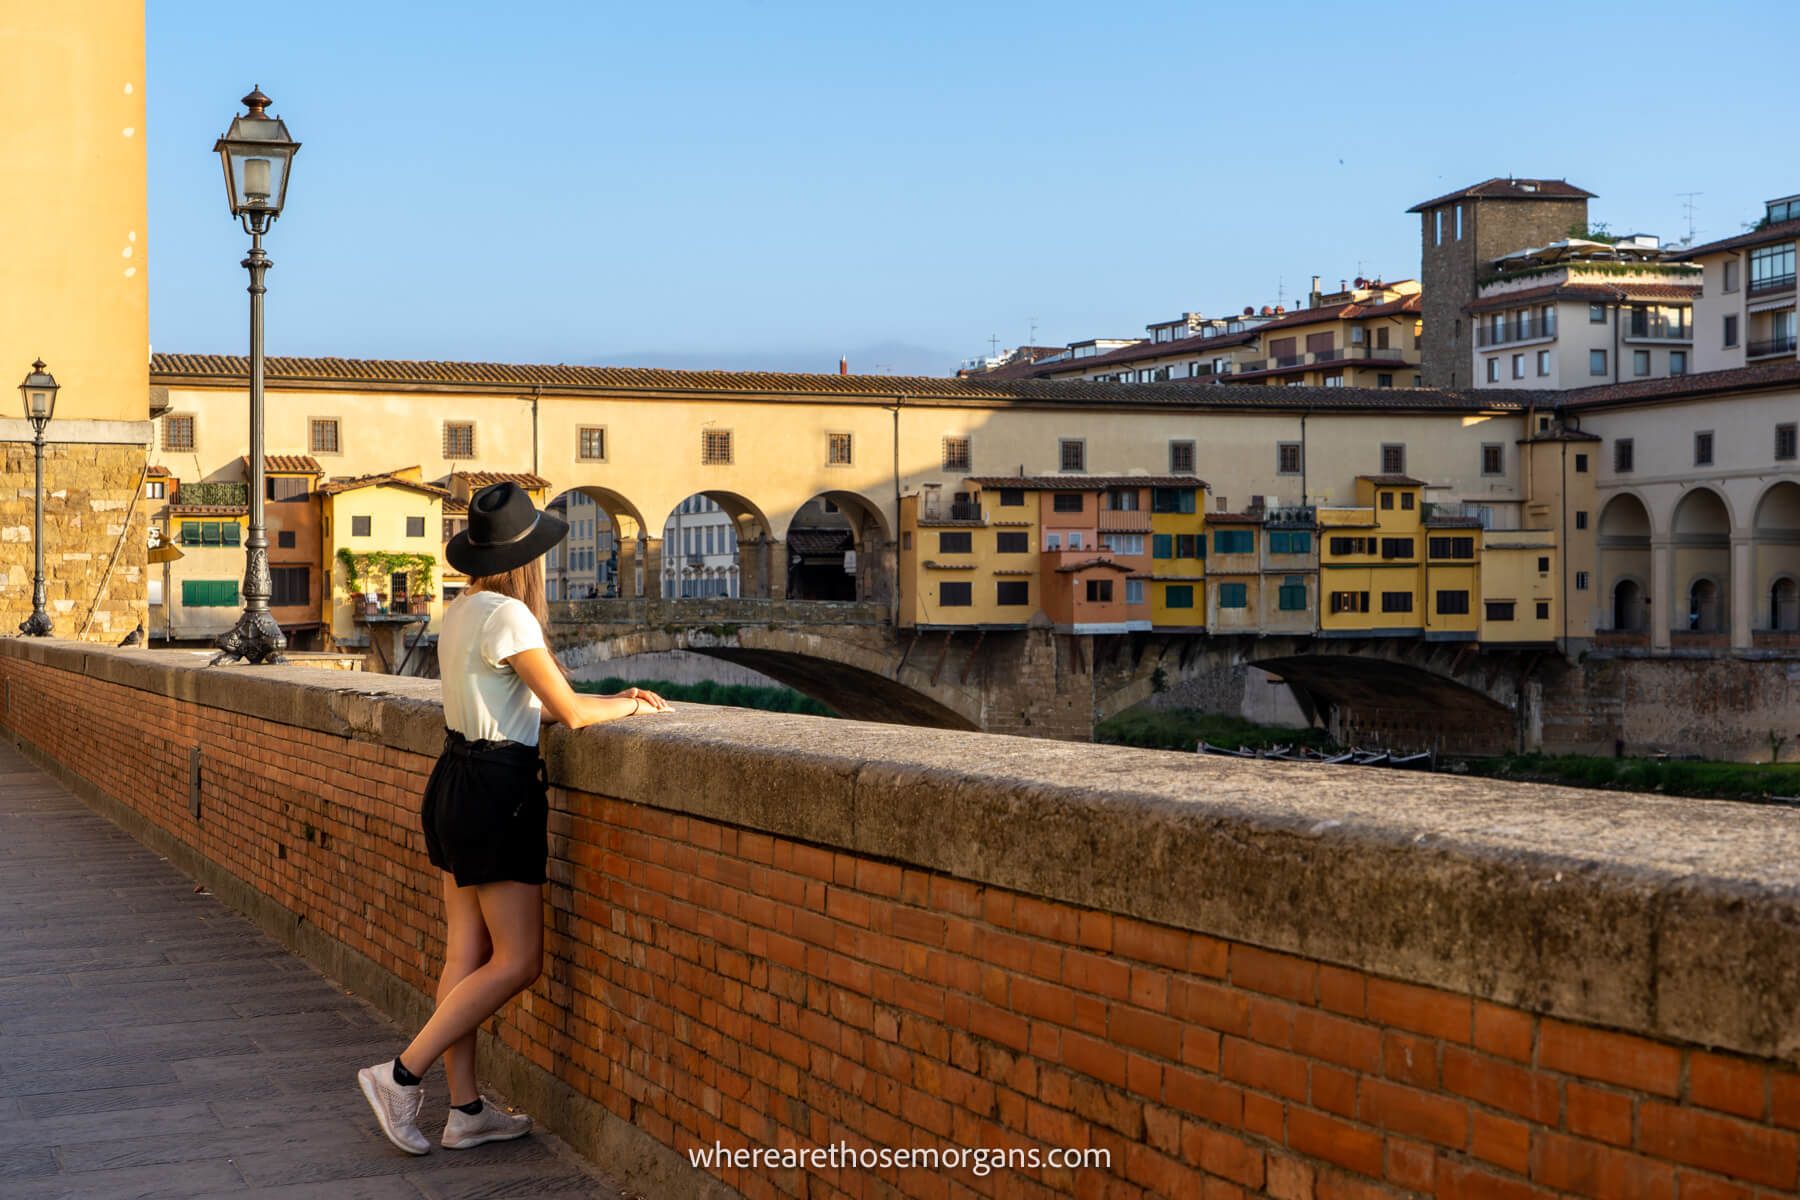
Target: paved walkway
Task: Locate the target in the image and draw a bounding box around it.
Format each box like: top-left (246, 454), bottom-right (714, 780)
top-left (0, 742), bottom-right (632, 1200)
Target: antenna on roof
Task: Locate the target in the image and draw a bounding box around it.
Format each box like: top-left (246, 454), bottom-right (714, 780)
top-left (988, 334), bottom-right (1000, 358)
top-left (1028, 316), bottom-right (1039, 346)
top-left (1677, 192), bottom-right (1702, 245)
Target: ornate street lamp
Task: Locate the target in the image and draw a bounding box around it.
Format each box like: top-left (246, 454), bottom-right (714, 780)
top-left (17, 360), bottom-right (59, 637)
top-left (212, 87), bottom-right (299, 664)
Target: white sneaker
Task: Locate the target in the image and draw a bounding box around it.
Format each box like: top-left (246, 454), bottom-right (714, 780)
top-left (357, 1061), bottom-right (430, 1155)
top-left (442, 1098), bottom-right (533, 1149)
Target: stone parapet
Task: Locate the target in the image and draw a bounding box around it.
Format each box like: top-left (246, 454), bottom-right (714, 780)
top-left (0, 439), bottom-right (148, 639)
top-left (2, 637), bottom-right (1797, 1198)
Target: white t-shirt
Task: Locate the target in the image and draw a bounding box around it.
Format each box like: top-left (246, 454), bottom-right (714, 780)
top-left (438, 590), bottom-right (548, 746)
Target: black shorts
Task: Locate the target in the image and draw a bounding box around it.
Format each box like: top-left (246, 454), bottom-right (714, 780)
top-left (421, 730), bottom-right (549, 887)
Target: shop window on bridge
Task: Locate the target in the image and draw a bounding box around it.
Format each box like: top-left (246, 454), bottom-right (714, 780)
top-left (1175, 534), bottom-right (1200, 558)
top-left (1218, 583), bottom-right (1248, 609)
top-left (1084, 579), bottom-right (1114, 603)
top-left (1428, 536), bottom-right (1475, 559)
top-left (1125, 579), bottom-right (1145, 604)
top-left (1486, 600), bottom-right (1516, 621)
top-left (1278, 578), bottom-right (1307, 610)
top-left (1329, 536), bottom-right (1366, 556)
top-left (998, 488), bottom-right (1024, 507)
top-left (1268, 530), bottom-right (1310, 554)
top-left (1151, 487), bottom-right (1195, 513)
top-left (182, 579), bottom-right (239, 607)
top-left (938, 582), bottom-right (971, 607)
top-left (1213, 529), bottom-right (1254, 554)
top-left (937, 531), bottom-right (972, 554)
top-left (1380, 537), bottom-right (1414, 559)
top-left (1330, 591), bottom-right (1369, 614)
top-left (1381, 591), bottom-right (1414, 613)
top-left (1153, 534), bottom-right (1172, 559)
top-left (996, 581), bottom-right (1030, 607)
top-left (1105, 488), bottom-right (1140, 511)
top-left (1163, 584), bottom-right (1194, 609)
top-left (1436, 590), bottom-right (1470, 615)
top-left (1052, 493), bottom-right (1084, 513)
top-left (995, 531), bottom-right (1029, 553)
top-left (267, 475), bottom-right (310, 502)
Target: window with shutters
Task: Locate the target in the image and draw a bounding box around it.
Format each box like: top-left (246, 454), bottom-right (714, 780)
top-left (267, 475), bottom-right (310, 502)
top-left (1278, 578), bottom-right (1307, 611)
top-left (1152, 534), bottom-right (1172, 559)
top-left (1212, 530), bottom-right (1254, 555)
top-left (938, 582), bottom-right (971, 607)
top-left (1052, 493), bottom-right (1084, 513)
top-left (942, 436), bottom-right (971, 472)
top-left (1381, 591), bottom-right (1414, 613)
top-left (1084, 579), bottom-right (1113, 603)
top-left (701, 429), bottom-right (733, 464)
top-left (1329, 591), bottom-right (1370, 614)
top-left (937, 531), bottom-right (972, 554)
top-left (442, 422), bottom-right (475, 459)
top-left (1329, 537), bottom-right (1365, 556)
top-left (995, 531), bottom-right (1029, 553)
top-left (1164, 584), bottom-right (1194, 610)
top-left (578, 427), bottom-right (607, 461)
top-left (1380, 538), bottom-right (1414, 559)
top-left (181, 579), bottom-right (239, 607)
top-left (998, 488), bottom-right (1024, 507)
top-left (996, 581), bottom-right (1030, 606)
top-left (1218, 583), bottom-right (1248, 609)
top-left (1436, 590), bottom-right (1470, 615)
top-left (270, 567), bottom-right (308, 607)
top-left (1151, 487), bottom-right (1195, 513)
top-left (163, 414), bottom-right (195, 452)
top-left (1485, 600), bottom-right (1516, 621)
top-left (1428, 536), bottom-right (1475, 560)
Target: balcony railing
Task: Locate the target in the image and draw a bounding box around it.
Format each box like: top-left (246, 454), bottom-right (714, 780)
top-left (1624, 316), bottom-right (1691, 341)
top-left (1747, 333), bottom-right (1799, 358)
top-left (1748, 272), bottom-right (1797, 297)
top-left (1098, 508), bottom-right (1152, 532)
top-left (1474, 313), bottom-right (1557, 347)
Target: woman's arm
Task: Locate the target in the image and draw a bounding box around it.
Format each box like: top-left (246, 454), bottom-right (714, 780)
top-left (509, 647), bottom-right (670, 730)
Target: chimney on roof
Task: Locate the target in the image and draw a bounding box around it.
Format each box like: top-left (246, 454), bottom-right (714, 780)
top-left (1339, 279), bottom-right (1347, 292)
top-left (1274, 305), bottom-right (1285, 314)
top-left (839, 356), bottom-right (848, 375)
top-left (1309, 275), bottom-right (1322, 308)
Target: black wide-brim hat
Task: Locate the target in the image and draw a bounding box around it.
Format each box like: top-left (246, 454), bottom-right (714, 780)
top-left (446, 481), bottom-right (568, 577)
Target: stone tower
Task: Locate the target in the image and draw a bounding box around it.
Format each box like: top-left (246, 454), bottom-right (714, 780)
top-left (1409, 178), bottom-right (1594, 388)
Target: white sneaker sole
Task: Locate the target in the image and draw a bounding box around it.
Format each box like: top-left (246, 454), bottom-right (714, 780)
top-left (443, 1120), bottom-right (533, 1150)
top-left (357, 1067), bottom-right (430, 1156)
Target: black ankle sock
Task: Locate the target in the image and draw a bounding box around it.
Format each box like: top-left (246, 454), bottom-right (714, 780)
top-left (454, 1098), bottom-right (484, 1115)
top-left (392, 1057), bottom-right (422, 1088)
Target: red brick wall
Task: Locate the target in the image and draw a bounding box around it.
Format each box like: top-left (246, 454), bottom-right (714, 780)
top-left (3, 653), bottom-right (1797, 1200)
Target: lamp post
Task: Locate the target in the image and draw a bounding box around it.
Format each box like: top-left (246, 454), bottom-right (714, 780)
top-left (212, 87), bottom-right (299, 664)
top-left (17, 360), bottom-right (59, 637)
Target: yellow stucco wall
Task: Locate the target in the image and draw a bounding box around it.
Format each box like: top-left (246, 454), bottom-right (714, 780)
top-left (321, 485), bottom-right (447, 642)
top-left (0, 2), bottom-right (146, 421)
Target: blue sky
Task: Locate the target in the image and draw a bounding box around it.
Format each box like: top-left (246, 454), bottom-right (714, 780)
top-left (148, 1), bottom-right (1794, 375)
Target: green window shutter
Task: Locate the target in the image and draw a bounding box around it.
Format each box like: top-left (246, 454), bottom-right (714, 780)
top-left (1153, 534), bottom-right (1172, 559)
top-left (1165, 584), bottom-right (1193, 610)
top-left (222, 523), bottom-right (241, 546)
top-left (1220, 583), bottom-right (1248, 608)
top-left (1269, 531), bottom-right (1288, 554)
top-left (200, 522), bottom-right (221, 545)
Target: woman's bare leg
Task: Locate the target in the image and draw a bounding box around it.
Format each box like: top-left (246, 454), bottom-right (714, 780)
top-left (437, 877), bottom-right (491, 1106)
top-left (399, 882), bottom-right (543, 1078)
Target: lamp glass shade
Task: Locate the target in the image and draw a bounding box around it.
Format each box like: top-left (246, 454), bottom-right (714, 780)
top-left (214, 101), bottom-right (299, 218)
top-left (18, 362), bottom-right (58, 423)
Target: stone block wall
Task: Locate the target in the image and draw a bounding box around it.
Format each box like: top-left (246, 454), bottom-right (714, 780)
top-left (3, 640), bottom-right (1799, 1199)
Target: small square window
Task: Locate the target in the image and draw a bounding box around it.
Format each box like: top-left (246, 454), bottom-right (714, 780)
top-left (351, 515), bottom-right (372, 537)
top-left (702, 429), bottom-right (733, 464)
top-left (827, 432), bottom-right (853, 466)
top-left (1589, 304), bottom-right (1607, 324)
top-left (1481, 444), bottom-right (1503, 476)
top-left (442, 421), bottom-right (475, 459)
top-left (1670, 350), bottom-right (1687, 376)
top-left (406, 516), bottom-right (426, 538)
top-left (578, 427), bottom-right (607, 461)
top-left (1059, 439), bottom-right (1086, 473)
top-left (163, 414), bottom-right (195, 452)
top-left (310, 417), bottom-right (340, 454)
top-left (277, 530), bottom-right (296, 549)
top-left (1277, 443), bottom-right (1302, 474)
top-left (942, 436), bottom-right (971, 472)
top-left (1380, 444), bottom-right (1405, 474)
top-left (1536, 600), bottom-right (1551, 620)
top-left (1169, 440), bottom-right (1196, 474)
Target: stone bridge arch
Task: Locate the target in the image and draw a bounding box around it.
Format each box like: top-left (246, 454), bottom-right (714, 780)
top-left (549, 614), bottom-right (982, 730)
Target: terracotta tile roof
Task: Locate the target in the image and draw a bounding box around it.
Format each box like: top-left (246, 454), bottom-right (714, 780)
top-left (1560, 359), bottom-right (1800, 409)
top-left (240, 454), bottom-right (324, 475)
top-left (965, 474), bottom-right (1206, 490)
top-left (1683, 217), bottom-right (1800, 259)
top-left (447, 469), bottom-right (553, 491)
top-left (443, 498), bottom-right (469, 515)
top-left (317, 470), bottom-right (451, 498)
top-left (787, 529), bottom-right (853, 556)
top-left (1358, 474), bottom-right (1426, 486)
top-left (168, 503), bottom-right (247, 516)
top-left (1407, 177), bottom-right (1594, 213)
top-left (1466, 281), bottom-right (1700, 313)
top-left (149, 352), bottom-right (1523, 415)
top-left (145, 464), bottom-right (171, 476)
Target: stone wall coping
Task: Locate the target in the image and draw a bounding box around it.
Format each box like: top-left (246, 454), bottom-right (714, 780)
top-left (9, 637), bottom-right (1799, 1065)
top-left (0, 417), bottom-right (153, 444)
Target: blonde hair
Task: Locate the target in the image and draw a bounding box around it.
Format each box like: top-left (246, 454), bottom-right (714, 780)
top-left (466, 557), bottom-right (548, 629)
